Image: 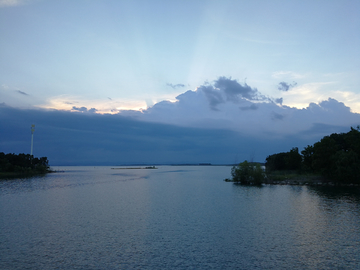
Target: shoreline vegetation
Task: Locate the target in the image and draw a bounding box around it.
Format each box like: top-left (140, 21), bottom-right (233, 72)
top-left (226, 127), bottom-right (360, 187)
top-left (0, 152), bottom-right (51, 180)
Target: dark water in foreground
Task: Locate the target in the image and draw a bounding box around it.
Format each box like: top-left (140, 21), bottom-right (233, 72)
top-left (0, 166), bottom-right (359, 269)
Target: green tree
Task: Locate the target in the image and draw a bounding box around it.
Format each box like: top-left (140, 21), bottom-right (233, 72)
top-left (301, 145), bottom-right (314, 172)
top-left (265, 147), bottom-right (301, 172)
top-left (0, 152), bottom-right (50, 175)
top-left (231, 160), bottom-right (265, 185)
top-left (286, 147), bottom-right (302, 170)
top-left (330, 150), bottom-right (360, 184)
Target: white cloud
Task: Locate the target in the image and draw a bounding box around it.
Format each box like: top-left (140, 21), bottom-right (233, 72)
top-left (1, 84), bottom-right (10, 90)
top-left (272, 71), bottom-right (307, 80)
top-left (280, 82), bottom-right (334, 109)
top-left (0, 0), bottom-right (27, 7)
top-left (37, 95), bottom-right (148, 114)
top-left (279, 81), bottom-right (360, 113)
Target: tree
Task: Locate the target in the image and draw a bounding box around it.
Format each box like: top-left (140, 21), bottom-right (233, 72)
top-left (301, 145), bottom-right (314, 172)
top-left (231, 160), bottom-right (265, 185)
top-left (0, 152), bottom-right (50, 174)
top-left (265, 147), bottom-right (302, 172)
top-left (286, 147), bottom-right (302, 170)
top-left (330, 150), bottom-right (360, 184)
top-left (265, 126), bottom-right (360, 184)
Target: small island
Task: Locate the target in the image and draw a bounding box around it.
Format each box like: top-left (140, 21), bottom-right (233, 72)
top-left (0, 152), bottom-right (51, 179)
top-left (226, 126), bottom-right (360, 186)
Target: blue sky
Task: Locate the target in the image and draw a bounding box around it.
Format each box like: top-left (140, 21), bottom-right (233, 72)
top-left (1, 0), bottom-right (360, 165)
top-left (1, 0), bottom-right (360, 112)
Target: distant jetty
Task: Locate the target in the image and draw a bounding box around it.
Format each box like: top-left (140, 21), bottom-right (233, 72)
top-left (111, 166), bottom-right (157, 170)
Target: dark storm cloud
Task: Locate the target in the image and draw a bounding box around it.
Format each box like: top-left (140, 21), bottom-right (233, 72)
top-left (196, 77), bottom-right (267, 111)
top-left (214, 76), bottom-right (258, 101)
top-left (1, 104), bottom-right (277, 165)
top-left (278, 81), bottom-right (297, 91)
top-left (1, 99), bottom-right (359, 165)
top-left (167, 83), bottom-right (186, 89)
top-left (201, 86), bottom-right (224, 110)
top-left (299, 123), bottom-right (351, 138)
top-left (3, 76), bottom-right (360, 166)
top-left (275, 98), bottom-right (283, 105)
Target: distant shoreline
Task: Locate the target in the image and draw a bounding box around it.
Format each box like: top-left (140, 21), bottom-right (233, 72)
top-left (225, 174), bottom-right (360, 187)
top-left (111, 166), bottom-right (157, 170)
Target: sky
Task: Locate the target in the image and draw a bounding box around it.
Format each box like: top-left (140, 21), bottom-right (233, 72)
top-left (1, 0), bottom-right (360, 165)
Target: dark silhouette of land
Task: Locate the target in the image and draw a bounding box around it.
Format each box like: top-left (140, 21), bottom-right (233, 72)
top-left (0, 152), bottom-right (50, 179)
top-left (228, 126), bottom-right (360, 186)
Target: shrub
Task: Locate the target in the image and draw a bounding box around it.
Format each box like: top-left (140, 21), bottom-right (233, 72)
top-left (231, 160), bottom-right (265, 185)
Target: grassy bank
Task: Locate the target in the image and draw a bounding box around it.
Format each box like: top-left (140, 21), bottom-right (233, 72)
top-left (265, 170), bottom-right (326, 185)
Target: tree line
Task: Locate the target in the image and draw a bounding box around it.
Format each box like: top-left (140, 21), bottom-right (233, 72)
top-left (0, 152), bottom-right (50, 175)
top-left (230, 126), bottom-right (360, 185)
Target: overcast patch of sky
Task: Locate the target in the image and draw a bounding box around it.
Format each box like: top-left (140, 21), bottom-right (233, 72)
top-left (1, 103), bottom-right (353, 165)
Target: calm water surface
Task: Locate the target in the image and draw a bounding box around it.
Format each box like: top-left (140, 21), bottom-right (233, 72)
top-left (1, 166), bottom-right (359, 269)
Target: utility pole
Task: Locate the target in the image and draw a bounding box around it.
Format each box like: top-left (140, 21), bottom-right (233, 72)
top-left (30, 124), bottom-right (35, 157)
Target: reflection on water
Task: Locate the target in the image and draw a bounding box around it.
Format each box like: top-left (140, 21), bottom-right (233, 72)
top-left (0, 166), bottom-right (359, 269)
top-left (309, 185), bottom-right (360, 202)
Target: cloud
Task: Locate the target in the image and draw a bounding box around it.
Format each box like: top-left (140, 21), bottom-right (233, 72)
top-left (214, 76), bottom-right (260, 101)
top-left (38, 95), bottom-right (147, 113)
top-left (0, 104), bottom-right (280, 165)
top-left (136, 77), bottom-right (360, 140)
top-left (279, 81), bottom-right (337, 110)
top-left (272, 71), bottom-right (306, 79)
top-left (1, 94), bottom-right (359, 166)
top-left (1, 84), bottom-right (10, 90)
top-left (2, 77), bottom-right (360, 166)
top-left (188, 77), bottom-right (269, 111)
top-left (271, 112), bottom-right (285, 120)
top-left (202, 85), bottom-right (224, 110)
top-left (72, 106), bottom-right (97, 113)
top-left (166, 83), bottom-right (186, 89)
top-left (239, 104), bottom-right (258, 111)
top-left (275, 98), bottom-right (283, 105)
top-left (1, 84), bottom-right (29, 96)
top-left (0, 0), bottom-right (30, 7)
top-left (145, 99), bottom-right (154, 108)
top-left (278, 81), bottom-right (297, 91)
top-left (17, 90), bottom-right (29, 96)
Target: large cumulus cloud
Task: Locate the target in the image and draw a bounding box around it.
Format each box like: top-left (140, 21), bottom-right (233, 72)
top-left (135, 77), bottom-right (360, 140)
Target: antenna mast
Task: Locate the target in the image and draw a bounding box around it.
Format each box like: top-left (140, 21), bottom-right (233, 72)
top-left (30, 124), bottom-right (35, 157)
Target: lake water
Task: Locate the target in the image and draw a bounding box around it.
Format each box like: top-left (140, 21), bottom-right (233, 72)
top-left (1, 166), bottom-right (359, 269)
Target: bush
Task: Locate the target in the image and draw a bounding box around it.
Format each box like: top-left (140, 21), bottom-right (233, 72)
top-left (231, 160), bottom-right (265, 185)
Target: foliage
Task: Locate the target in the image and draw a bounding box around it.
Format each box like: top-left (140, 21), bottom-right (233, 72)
top-left (0, 152), bottom-right (50, 175)
top-left (265, 147), bottom-right (302, 172)
top-left (265, 126), bottom-right (360, 185)
top-left (231, 160), bottom-right (265, 185)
